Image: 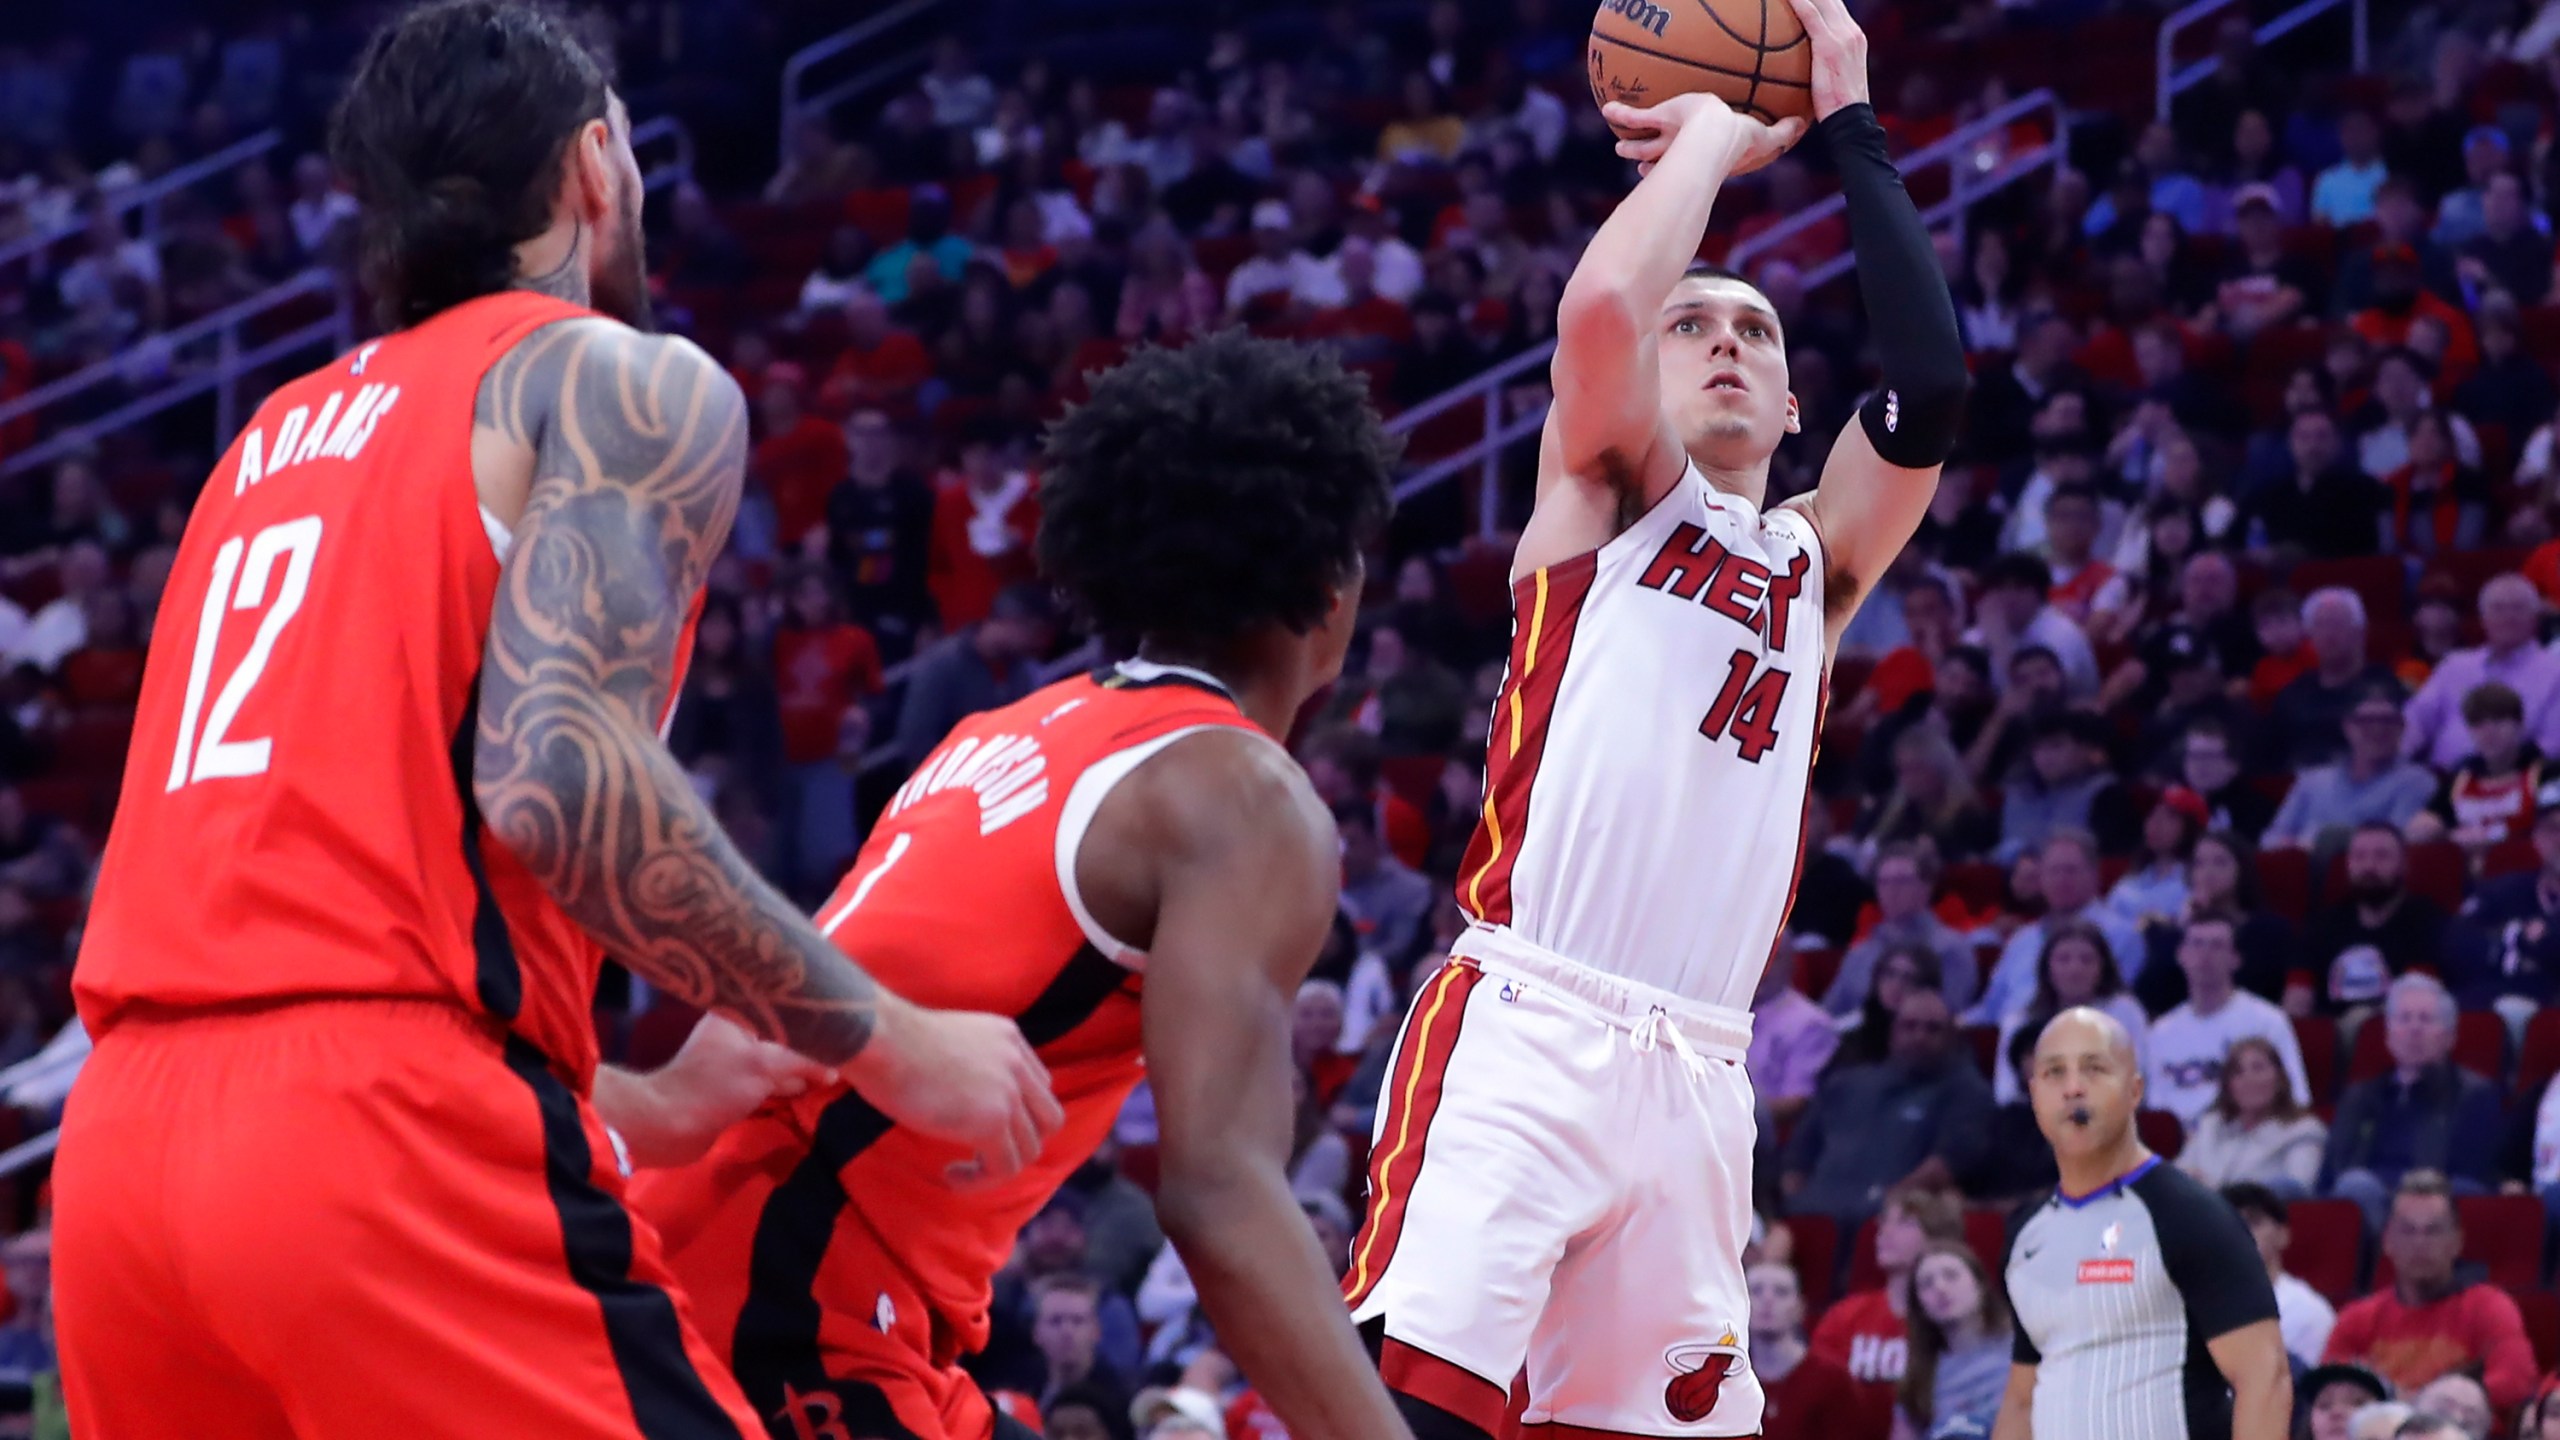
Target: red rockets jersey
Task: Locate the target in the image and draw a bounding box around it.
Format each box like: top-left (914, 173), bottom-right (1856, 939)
top-left (74, 291), bottom-right (697, 1087)
top-left (630, 664), bottom-right (1261, 1379)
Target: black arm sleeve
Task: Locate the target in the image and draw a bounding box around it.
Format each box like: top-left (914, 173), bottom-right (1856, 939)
top-left (1819, 101), bottom-right (1969, 469)
top-left (2141, 1166), bottom-right (2280, 1341)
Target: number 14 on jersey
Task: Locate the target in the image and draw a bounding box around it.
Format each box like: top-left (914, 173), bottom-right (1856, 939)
top-left (1700, 651), bottom-right (1789, 764)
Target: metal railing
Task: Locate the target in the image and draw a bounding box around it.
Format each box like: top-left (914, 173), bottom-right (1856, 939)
top-left (0, 268), bottom-right (353, 480)
top-left (1386, 91), bottom-right (2073, 536)
top-left (631, 114), bottom-right (697, 195)
top-left (778, 0), bottom-right (948, 151)
top-left (0, 128), bottom-right (283, 274)
top-left (2157, 0), bottom-right (2369, 120)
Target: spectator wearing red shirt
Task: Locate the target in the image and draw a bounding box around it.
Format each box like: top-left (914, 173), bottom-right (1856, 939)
top-left (2381, 411), bottom-right (2490, 558)
top-left (820, 288), bottom-right (934, 416)
top-left (2322, 1170), bottom-right (2538, 1417)
top-left (1304, 239), bottom-right (1414, 365)
top-left (1807, 1185), bottom-right (1965, 1440)
top-left (2350, 245), bottom-right (2479, 381)
top-left (2041, 485), bottom-right (2115, 624)
top-left (750, 366), bottom-right (848, 554)
top-left (2246, 588), bottom-right (2315, 712)
top-left (927, 420), bottom-right (1040, 630)
top-left (1749, 1260), bottom-right (1862, 1440)
top-left (771, 568), bottom-right (884, 896)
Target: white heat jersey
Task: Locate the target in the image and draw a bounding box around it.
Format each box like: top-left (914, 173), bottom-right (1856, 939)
top-left (1456, 464), bottom-right (1828, 1012)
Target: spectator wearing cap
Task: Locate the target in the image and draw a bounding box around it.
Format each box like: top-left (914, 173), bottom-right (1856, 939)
top-left (891, 582), bottom-right (1054, 770)
top-left (2212, 182), bottom-right (2324, 340)
top-left (2404, 576), bottom-right (2560, 768)
top-left (2269, 592), bottom-right (2412, 770)
top-left (2323, 1170), bottom-right (2538, 1413)
top-left (1970, 555), bottom-right (2099, 703)
top-left (2446, 804), bottom-right (2560, 1015)
top-left (1747, 1260), bottom-right (1861, 1440)
top-left (2302, 1364), bottom-right (2394, 1440)
top-left (1132, 1386), bottom-right (1224, 1440)
top-left (1223, 200), bottom-right (1342, 321)
top-left (2323, 980), bottom-right (2505, 1222)
top-left (1997, 714), bottom-right (2137, 864)
top-left (2247, 409), bottom-right (2390, 558)
top-left (2264, 685), bottom-right (2440, 850)
top-left (2145, 911), bottom-right (2314, 1126)
top-left (2105, 787), bottom-right (2207, 930)
top-left (2433, 127), bottom-right (2516, 250)
top-left (2134, 630), bottom-right (2250, 782)
top-left (2412, 679), bottom-right (2560, 856)
top-left (1973, 830), bottom-right (2148, 1023)
top-left (2303, 823), bottom-right (2449, 1016)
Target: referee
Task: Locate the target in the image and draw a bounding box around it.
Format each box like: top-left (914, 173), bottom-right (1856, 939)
top-left (1992, 1007), bottom-right (2293, 1440)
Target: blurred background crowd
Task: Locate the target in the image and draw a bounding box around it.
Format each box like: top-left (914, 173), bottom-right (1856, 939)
top-left (13, 0), bottom-right (2560, 1437)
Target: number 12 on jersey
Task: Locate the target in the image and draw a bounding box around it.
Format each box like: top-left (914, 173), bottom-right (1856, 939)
top-left (167, 516), bottom-right (324, 791)
top-left (1699, 650), bottom-right (1789, 763)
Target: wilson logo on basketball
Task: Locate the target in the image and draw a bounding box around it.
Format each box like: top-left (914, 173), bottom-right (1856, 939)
top-left (1598, 0), bottom-right (1671, 38)
top-left (1663, 1334), bottom-right (1749, 1422)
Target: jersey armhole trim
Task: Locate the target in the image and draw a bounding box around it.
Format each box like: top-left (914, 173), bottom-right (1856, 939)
top-left (1054, 723), bottom-right (1245, 971)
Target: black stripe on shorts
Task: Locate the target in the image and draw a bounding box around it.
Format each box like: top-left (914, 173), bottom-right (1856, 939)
top-left (504, 1035), bottom-right (745, 1438)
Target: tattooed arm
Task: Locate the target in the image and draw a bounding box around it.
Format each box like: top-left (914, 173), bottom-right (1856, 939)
top-left (473, 320), bottom-right (1061, 1168)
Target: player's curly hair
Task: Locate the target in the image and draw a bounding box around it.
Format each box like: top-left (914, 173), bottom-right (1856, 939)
top-left (1038, 330), bottom-right (1399, 654)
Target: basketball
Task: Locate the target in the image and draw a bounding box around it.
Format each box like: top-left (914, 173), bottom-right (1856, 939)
top-left (1586, 0), bottom-right (1813, 134)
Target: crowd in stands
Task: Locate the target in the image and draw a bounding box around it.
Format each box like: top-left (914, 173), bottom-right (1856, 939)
top-left (13, 0), bottom-right (2560, 1437)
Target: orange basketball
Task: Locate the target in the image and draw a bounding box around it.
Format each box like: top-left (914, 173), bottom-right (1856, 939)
top-left (1586, 0), bottom-right (1813, 133)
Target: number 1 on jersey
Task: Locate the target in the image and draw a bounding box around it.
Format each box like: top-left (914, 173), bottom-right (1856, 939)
top-left (1699, 650), bottom-right (1788, 763)
top-left (167, 516), bottom-right (324, 791)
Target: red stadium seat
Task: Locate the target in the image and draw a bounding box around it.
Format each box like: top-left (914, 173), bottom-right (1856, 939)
top-left (2348, 1010), bottom-right (2508, 1088)
top-left (1964, 1024), bottom-right (1999, 1081)
top-left (1117, 1142), bottom-right (1161, 1196)
top-left (2288, 557), bottom-right (2405, 623)
top-left (2338, 840), bottom-right (2466, 914)
top-left (1795, 947), bottom-right (1843, 1001)
top-left (1943, 863), bottom-right (2008, 915)
top-left (2281, 1198), bottom-right (2365, 1304)
top-left (2520, 1010), bottom-right (2560, 1100)
top-left (2256, 848), bottom-right (2311, 924)
top-left (2512, 1286), bottom-right (2560, 1373)
top-left (1964, 1209), bottom-right (2007, 1278)
top-left (624, 1001), bottom-right (700, 1071)
top-left (1377, 754), bottom-right (1442, 812)
top-left (2370, 1196), bottom-right (2547, 1293)
top-left (1847, 1216), bottom-right (1883, 1293)
top-left (1787, 1212), bottom-right (1839, 1312)
top-left (2136, 1110), bottom-right (2185, 1161)
top-left (2485, 837), bottom-right (2542, 880)
top-left (2292, 1016), bottom-right (2340, 1107)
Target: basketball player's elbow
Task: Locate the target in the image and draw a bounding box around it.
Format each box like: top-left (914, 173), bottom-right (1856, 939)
top-left (1154, 1144), bottom-right (1264, 1249)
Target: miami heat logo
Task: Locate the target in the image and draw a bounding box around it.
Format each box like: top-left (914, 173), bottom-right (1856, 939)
top-left (1663, 1333), bottom-right (1749, 1423)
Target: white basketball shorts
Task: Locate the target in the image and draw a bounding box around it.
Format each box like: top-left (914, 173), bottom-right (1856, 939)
top-left (1345, 925), bottom-right (1763, 1438)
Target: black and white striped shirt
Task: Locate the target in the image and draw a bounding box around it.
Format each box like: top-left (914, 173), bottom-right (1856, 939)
top-left (2000, 1157), bottom-right (2278, 1440)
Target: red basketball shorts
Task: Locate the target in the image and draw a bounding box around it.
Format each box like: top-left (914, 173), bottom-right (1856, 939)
top-left (53, 997), bottom-right (762, 1439)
